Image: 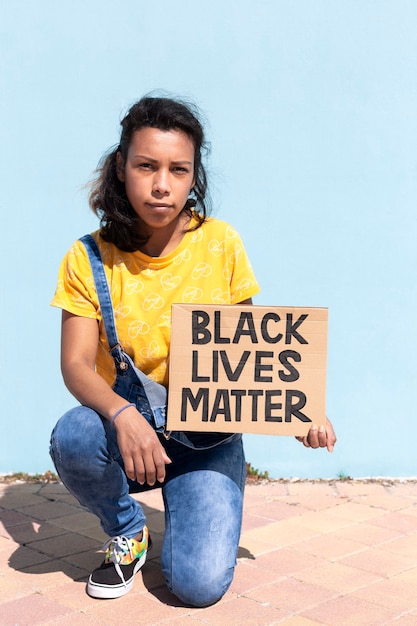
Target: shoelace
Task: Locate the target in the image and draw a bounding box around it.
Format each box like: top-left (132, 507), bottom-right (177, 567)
top-left (102, 535), bottom-right (135, 587)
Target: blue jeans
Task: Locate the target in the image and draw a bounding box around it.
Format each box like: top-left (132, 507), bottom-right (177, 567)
top-left (50, 406), bottom-right (245, 607)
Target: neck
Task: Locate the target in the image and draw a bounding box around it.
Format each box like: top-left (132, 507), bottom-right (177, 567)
top-left (139, 214), bottom-right (190, 257)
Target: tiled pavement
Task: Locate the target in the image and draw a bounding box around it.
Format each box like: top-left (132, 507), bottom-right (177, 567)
top-left (1, 478), bottom-right (417, 625)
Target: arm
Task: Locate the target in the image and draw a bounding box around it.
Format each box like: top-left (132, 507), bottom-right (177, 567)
top-left (61, 310), bottom-right (171, 485)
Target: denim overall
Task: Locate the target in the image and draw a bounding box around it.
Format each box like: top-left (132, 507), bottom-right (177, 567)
top-left (50, 234), bottom-right (246, 606)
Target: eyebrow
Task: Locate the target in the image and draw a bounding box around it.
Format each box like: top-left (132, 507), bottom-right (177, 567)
top-left (132, 154), bottom-right (193, 166)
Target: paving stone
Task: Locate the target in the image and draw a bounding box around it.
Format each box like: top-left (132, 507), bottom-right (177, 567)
top-left (3, 543), bottom-right (52, 569)
top-left (352, 577), bottom-right (417, 613)
top-left (193, 594), bottom-right (287, 625)
top-left (229, 559), bottom-right (283, 595)
top-left (302, 594), bottom-right (399, 625)
top-left (15, 501), bottom-right (83, 522)
top-left (245, 576), bottom-right (337, 612)
top-left (244, 518), bottom-right (320, 549)
top-left (26, 532), bottom-right (100, 559)
top-left (291, 532), bottom-right (365, 561)
top-left (286, 481), bottom-right (338, 498)
top-left (51, 511), bottom-right (100, 532)
top-left (0, 492), bottom-right (48, 510)
top-left (4, 520), bottom-right (68, 544)
top-left (0, 509), bottom-right (36, 528)
top-left (249, 547), bottom-right (324, 576)
top-left (294, 561), bottom-right (382, 594)
top-left (277, 618), bottom-right (325, 626)
top-left (244, 499), bottom-right (310, 522)
top-left (340, 546), bottom-right (417, 578)
top-left (293, 509), bottom-right (355, 533)
top-left (369, 511), bottom-right (417, 533)
top-left (324, 501), bottom-right (385, 522)
top-left (350, 493), bottom-right (413, 511)
top-left (282, 494), bottom-right (344, 511)
top-left (279, 618), bottom-right (326, 626)
top-left (328, 521), bottom-right (401, 546)
top-left (335, 481), bottom-right (389, 497)
top-left (380, 534), bottom-right (417, 559)
top-left (0, 593), bottom-right (73, 626)
top-left (86, 589), bottom-right (184, 624)
top-left (38, 613), bottom-right (107, 625)
top-left (390, 610), bottom-right (417, 626)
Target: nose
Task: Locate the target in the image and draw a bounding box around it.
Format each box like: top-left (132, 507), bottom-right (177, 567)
top-left (152, 168), bottom-right (170, 195)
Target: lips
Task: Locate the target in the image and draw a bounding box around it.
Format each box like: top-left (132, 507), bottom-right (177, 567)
top-left (146, 203), bottom-right (173, 211)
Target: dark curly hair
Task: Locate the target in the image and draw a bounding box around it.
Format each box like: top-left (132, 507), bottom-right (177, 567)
top-left (89, 96), bottom-right (211, 252)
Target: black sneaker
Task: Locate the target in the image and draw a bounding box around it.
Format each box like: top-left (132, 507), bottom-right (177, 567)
top-left (87, 526), bottom-right (151, 599)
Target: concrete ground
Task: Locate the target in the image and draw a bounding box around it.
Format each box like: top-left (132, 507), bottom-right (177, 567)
top-left (0, 477), bottom-right (416, 625)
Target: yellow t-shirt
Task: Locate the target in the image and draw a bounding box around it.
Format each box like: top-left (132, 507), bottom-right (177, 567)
top-left (51, 216), bottom-right (260, 387)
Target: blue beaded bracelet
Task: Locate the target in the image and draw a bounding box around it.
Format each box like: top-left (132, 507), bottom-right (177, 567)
top-left (111, 402), bottom-right (135, 425)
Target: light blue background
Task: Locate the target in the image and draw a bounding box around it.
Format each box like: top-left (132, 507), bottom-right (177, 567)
top-left (1, 0), bottom-right (416, 478)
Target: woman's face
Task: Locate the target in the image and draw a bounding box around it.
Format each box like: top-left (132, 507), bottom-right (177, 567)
top-left (117, 127), bottom-right (195, 237)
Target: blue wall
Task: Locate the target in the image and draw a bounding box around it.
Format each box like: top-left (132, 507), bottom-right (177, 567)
top-left (1, 0), bottom-right (416, 478)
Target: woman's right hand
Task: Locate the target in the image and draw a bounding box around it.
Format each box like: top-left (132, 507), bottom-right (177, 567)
top-left (113, 406), bottom-right (172, 485)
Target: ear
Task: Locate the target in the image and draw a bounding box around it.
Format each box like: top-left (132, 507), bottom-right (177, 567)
top-left (116, 152), bottom-right (125, 182)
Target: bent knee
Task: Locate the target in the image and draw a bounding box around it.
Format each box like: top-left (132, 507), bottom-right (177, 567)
top-left (50, 406), bottom-right (104, 464)
top-left (166, 566), bottom-right (234, 608)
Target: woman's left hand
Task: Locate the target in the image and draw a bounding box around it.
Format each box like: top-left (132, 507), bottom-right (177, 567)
top-left (295, 418), bottom-right (336, 453)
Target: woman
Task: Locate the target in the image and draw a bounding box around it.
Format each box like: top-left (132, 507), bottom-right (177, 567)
top-left (50, 95), bottom-right (336, 606)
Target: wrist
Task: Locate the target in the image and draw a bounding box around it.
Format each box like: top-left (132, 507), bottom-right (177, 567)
top-left (110, 402), bottom-right (136, 426)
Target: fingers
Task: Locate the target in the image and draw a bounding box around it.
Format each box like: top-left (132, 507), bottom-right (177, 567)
top-left (155, 450), bottom-right (172, 484)
top-left (137, 450), bottom-right (157, 486)
top-left (295, 420), bottom-right (336, 453)
top-left (133, 455), bottom-right (146, 484)
top-left (123, 457), bottom-right (137, 482)
top-left (132, 447), bottom-right (172, 486)
top-left (295, 434), bottom-right (311, 448)
top-left (307, 425), bottom-right (329, 449)
top-left (325, 419), bottom-right (337, 453)
top-left (295, 427), bottom-right (322, 448)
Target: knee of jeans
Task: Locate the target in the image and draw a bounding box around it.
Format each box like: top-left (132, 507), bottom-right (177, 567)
top-left (171, 575), bottom-right (232, 608)
top-left (165, 563), bottom-right (234, 608)
top-left (50, 406), bottom-right (104, 469)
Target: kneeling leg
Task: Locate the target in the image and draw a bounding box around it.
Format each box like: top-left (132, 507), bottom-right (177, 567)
top-left (161, 470), bottom-right (243, 607)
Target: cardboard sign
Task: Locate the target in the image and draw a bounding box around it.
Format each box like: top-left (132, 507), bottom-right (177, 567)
top-left (167, 304), bottom-right (328, 436)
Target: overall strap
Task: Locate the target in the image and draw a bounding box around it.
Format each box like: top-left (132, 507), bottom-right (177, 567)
top-left (79, 234), bottom-right (124, 364)
top-left (79, 234), bottom-right (168, 429)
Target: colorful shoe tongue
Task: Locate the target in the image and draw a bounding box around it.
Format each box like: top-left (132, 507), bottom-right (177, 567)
top-left (104, 529), bottom-right (148, 565)
top-left (103, 536), bottom-right (134, 565)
